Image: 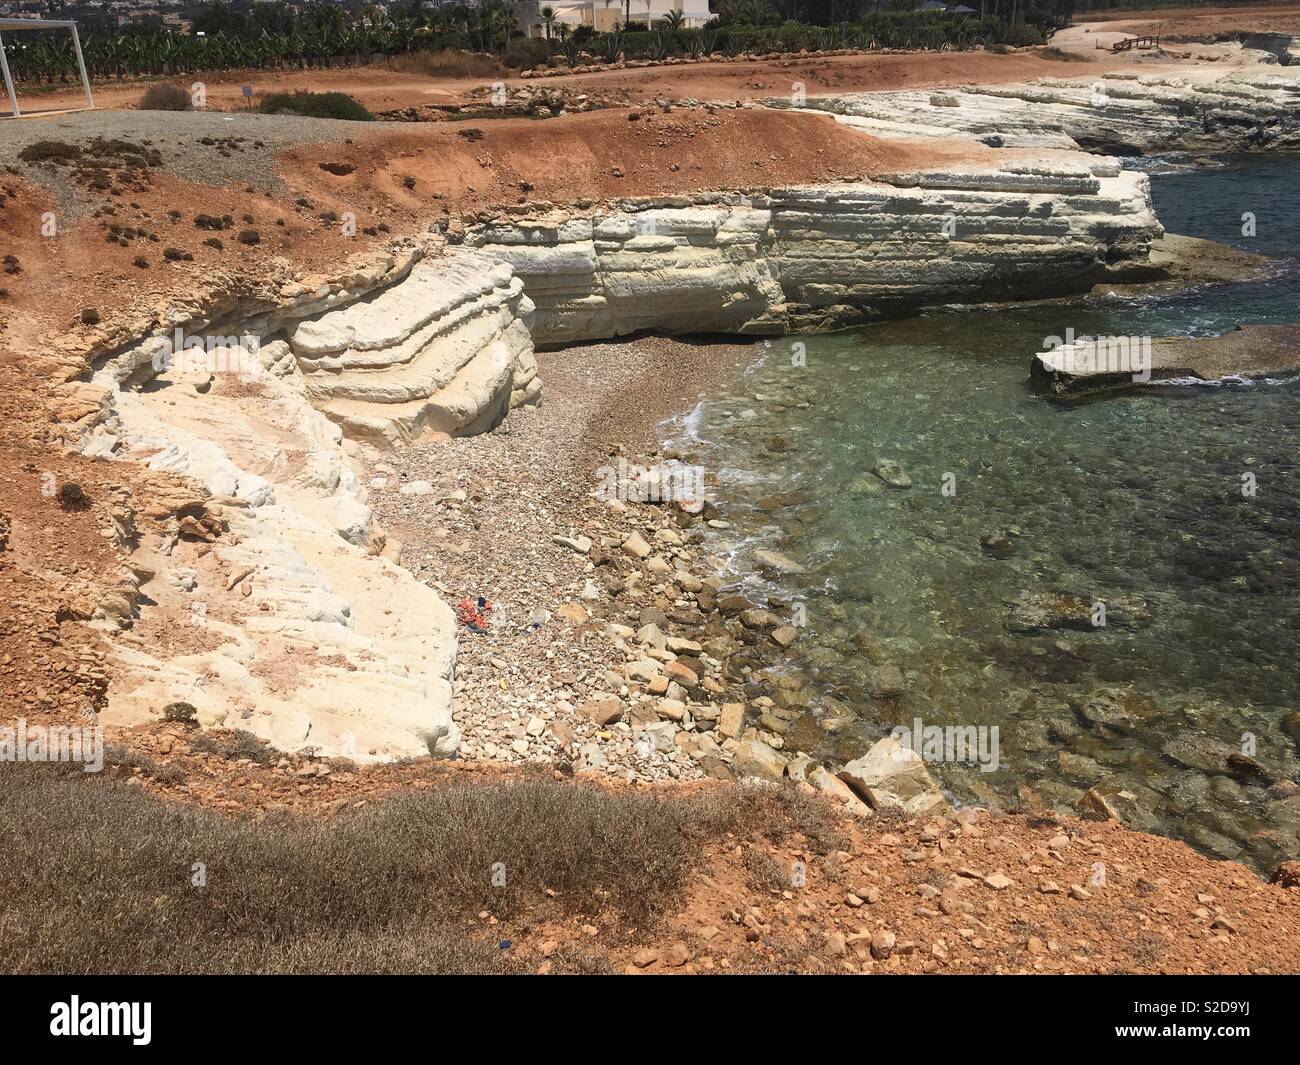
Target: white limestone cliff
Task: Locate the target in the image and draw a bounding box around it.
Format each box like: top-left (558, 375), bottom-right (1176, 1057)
top-left (286, 250), bottom-right (540, 449)
top-left (775, 70), bottom-right (1300, 154)
top-left (464, 161), bottom-right (1161, 344)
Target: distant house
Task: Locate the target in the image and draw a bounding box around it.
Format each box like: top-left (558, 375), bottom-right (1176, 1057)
top-left (919, 1), bottom-right (948, 11)
top-left (532, 1), bottom-right (712, 35)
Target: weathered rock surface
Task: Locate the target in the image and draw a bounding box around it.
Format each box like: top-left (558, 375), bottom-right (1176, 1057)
top-left (465, 163), bottom-right (1163, 342)
top-left (288, 250), bottom-right (540, 448)
top-left (839, 734), bottom-right (950, 816)
top-left (78, 314), bottom-right (460, 761)
top-left (781, 70), bottom-right (1300, 155)
top-left (1032, 323), bottom-right (1300, 398)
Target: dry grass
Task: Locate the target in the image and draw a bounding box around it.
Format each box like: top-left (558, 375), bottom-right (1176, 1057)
top-left (187, 728), bottom-right (277, 764)
top-left (0, 761), bottom-right (842, 974)
top-left (1039, 46), bottom-right (1093, 62)
top-left (388, 48), bottom-right (506, 79)
top-left (743, 846), bottom-right (791, 894)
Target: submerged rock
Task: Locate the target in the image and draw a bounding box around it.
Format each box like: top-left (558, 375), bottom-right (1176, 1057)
top-left (980, 531), bottom-right (1018, 559)
top-left (1077, 690), bottom-right (1141, 734)
top-left (1009, 591), bottom-right (1095, 633)
top-left (1009, 591), bottom-right (1151, 633)
top-left (753, 548), bottom-right (807, 576)
top-left (1162, 733), bottom-right (1272, 781)
top-left (784, 712), bottom-right (826, 755)
top-left (871, 458), bottom-right (913, 489)
top-left (1283, 711), bottom-right (1300, 752)
top-left (848, 475), bottom-right (883, 496)
top-left (864, 663), bottom-right (906, 698)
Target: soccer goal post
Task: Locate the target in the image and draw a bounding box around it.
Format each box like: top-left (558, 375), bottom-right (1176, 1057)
top-left (0, 18), bottom-right (95, 119)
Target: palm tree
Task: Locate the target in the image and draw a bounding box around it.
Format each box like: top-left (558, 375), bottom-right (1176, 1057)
top-left (660, 9), bottom-right (687, 32)
top-left (486, 0), bottom-right (512, 52)
top-left (541, 5), bottom-right (557, 41)
top-left (715, 0), bottom-right (743, 25)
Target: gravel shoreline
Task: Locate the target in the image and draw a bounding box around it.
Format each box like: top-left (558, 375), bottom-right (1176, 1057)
top-left (362, 334), bottom-right (770, 783)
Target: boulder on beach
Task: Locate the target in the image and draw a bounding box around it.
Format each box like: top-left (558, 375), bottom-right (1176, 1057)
top-left (732, 736), bottom-right (788, 782)
top-left (838, 734), bottom-right (949, 816)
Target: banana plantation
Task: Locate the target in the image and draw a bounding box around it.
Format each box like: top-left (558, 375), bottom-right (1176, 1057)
top-left (2, 0), bottom-right (1050, 84)
top-left (2, 3), bottom-right (513, 83)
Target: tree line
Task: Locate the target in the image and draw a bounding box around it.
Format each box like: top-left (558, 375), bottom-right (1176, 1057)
top-left (3, 0), bottom-right (1070, 83)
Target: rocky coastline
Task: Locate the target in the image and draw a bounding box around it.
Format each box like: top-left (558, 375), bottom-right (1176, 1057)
top-left (27, 68), bottom-right (1292, 861)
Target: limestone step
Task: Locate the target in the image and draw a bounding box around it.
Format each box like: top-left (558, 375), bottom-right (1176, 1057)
top-left (320, 343), bottom-right (517, 448)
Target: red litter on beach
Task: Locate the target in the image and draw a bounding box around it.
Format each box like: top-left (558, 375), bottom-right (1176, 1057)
top-left (456, 595), bottom-right (493, 632)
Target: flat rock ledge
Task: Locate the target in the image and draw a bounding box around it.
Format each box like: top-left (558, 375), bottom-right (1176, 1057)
top-left (777, 70), bottom-right (1300, 155)
top-left (1032, 324), bottom-right (1300, 398)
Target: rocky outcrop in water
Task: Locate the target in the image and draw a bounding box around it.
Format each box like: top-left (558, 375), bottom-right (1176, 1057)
top-left (1032, 323), bottom-right (1300, 397)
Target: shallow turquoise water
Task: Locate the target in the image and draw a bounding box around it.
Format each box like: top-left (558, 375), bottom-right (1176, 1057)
top-left (677, 156), bottom-right (1300, 869)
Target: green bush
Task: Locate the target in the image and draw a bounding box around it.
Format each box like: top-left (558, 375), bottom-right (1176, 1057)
top-left (1001, 21), bottom-right (1047, 47)
top-left (258, 91), bottom-right (372, 122)
top-left (162, 700), bottom-right (198, 724)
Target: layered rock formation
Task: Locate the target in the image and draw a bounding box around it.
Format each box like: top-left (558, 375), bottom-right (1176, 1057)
top-left (65, 246), bottom-right (525, 761)
top-left (777, 70), bottom-right (1300, 154)
top-left (287, 250), bottom-right (540, 449)
top-left (465, 162), bottom-right (1161, 343)
top-left (54, 69), bottom-right (1297, 767)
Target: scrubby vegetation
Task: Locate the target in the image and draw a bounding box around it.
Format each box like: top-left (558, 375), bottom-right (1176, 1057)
top-left (0, 758), bottom-right (843, 974)
top-left (388, 47), bottom-right (507, 79)
top-left (188, 728), bottom-right (279, 764)
top-left (1039, 44), bottom-right (1093, 61)
top-left (259, 91), bottom-right (373, 121)
top-left (138, 83), bottom-right (193, 111)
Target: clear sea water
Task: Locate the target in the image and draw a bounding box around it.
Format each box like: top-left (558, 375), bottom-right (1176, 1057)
top-left (675, 155), bottom-right (1300, 870)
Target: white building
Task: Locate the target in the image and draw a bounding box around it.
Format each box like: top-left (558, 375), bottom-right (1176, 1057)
top-left (535, 1), bottom-right (712, 35)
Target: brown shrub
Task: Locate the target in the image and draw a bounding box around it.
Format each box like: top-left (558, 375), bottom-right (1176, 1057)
top-left (1038, 46), bottom-right (1092, 63)
top-left (188, 729), bottom-right (278, 765)
top-left (388, 48), bottom-right (506, 79)
top-left (0, 759), bottom-right (842, 973)
top-left (139, 83), bottom-right (193, 111)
